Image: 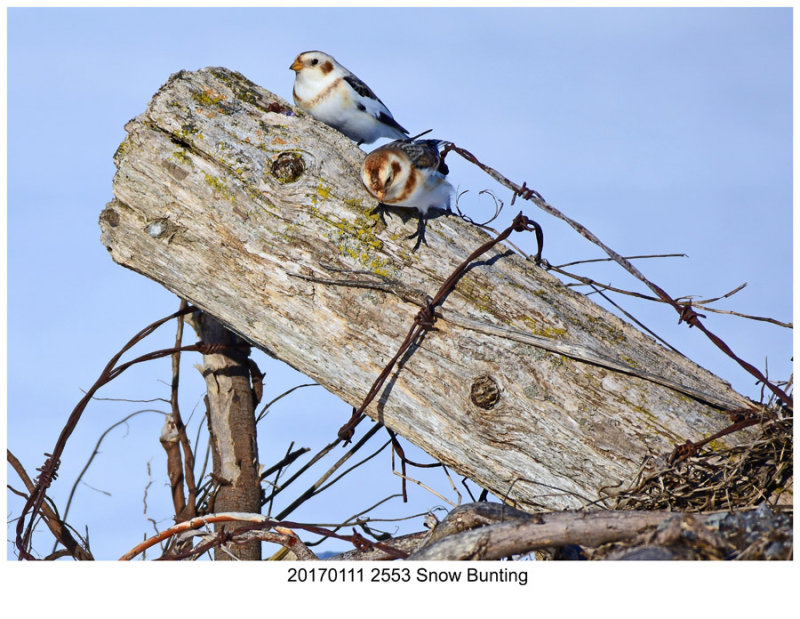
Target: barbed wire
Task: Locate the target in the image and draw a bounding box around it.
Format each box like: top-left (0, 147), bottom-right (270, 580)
top-left (440, 142), bottom-right (792, 410)
top-left (11, 304), bottom-right (263, 559)
top-left (337, 211), bottom-right (543, 443)
top-left (11, 132), bottom-right (792, 560)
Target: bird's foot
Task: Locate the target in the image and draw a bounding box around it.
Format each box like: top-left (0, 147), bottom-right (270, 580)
top-left (407, 215), bottom-right (428, 252)
top-left (369, 202), bottom-right (391, 226)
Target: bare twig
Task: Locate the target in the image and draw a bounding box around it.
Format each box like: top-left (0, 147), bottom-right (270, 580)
top-left (63, 409), bottom-right (166, 533)
top-left (690, 282), bottom-right (748, 305)
top-left (256, 383), bottom-right (319, 423)
top-left (555, 266), bottom-right (790, 328)
top-left (392, 470), bottom-right (458, 507)
top-left (315, 438), bottom-right (392, 495)
top-left (408, 505), bottom-right (674, 560)
top-left (259, 445), bottom-right (311, 481)
top-left (143, 459), bottom-right (160, 537)
top-left (327, 532), bottom-right (428, 560)
top-left (168, 299), bottom-right (198, 521)
top-left (554, 253), bottom-right (688, 269)
top-left (260, 437), bottom-right (342, 507)
top-left (274, 423), bottom-right (384, 520)
top-left (690, 306), bottom-right (792, 328)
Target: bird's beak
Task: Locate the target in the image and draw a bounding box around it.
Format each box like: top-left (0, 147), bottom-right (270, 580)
top-left (290, 59), bottom-right (304, 72)
top-left (376, 190), bottom-right (386, 202)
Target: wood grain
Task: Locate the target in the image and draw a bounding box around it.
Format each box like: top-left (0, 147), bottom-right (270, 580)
top-left (99, 67), bottom-right (754, 511)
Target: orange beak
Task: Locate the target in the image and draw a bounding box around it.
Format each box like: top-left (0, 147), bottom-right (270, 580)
top-left (290, 59), bottom-right (304, 72)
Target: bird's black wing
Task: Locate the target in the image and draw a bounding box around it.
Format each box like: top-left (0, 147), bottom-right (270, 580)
top-left (344, 74), bottom-right (409, 135)
top-left (343, 73), bottom-right (381, 101)
top-left (375, 111), bottom-right (409, 135)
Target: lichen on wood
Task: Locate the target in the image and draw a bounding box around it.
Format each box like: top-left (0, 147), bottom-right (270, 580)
top-left (99, 67), bottom-right (759, 511)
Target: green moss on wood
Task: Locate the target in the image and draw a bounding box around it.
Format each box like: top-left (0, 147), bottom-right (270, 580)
top-left (192, 87), bottom-right (227, 109)
top-left (209, 68), bottom-right (266, 108)
top-left (170, 148), bottom-right (191, 165)
top-left (307, 193), bottom-right (393, 277)
top-left (114, 137), bottom-right (132, 161)
top-left (521, 316), bottom-right (567, 339)
top-left (203, 173), bottom-right (234, 201)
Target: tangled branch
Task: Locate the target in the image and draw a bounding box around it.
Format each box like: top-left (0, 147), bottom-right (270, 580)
top-left (13, 305), bottom-right (222, 559)
top-left (119, 512), bottom-right (408, 560)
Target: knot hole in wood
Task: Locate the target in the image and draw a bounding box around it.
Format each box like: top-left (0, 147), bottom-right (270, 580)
top-left (470, 375), bottom-right (501, 410)
top-left (271, 152), bottom-right (306, 183)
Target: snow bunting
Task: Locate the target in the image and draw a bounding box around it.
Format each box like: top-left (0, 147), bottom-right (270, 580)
top-left (290, 50), bottom-right (409, 145)
top-left (361, 139), bottom-right (454, 250)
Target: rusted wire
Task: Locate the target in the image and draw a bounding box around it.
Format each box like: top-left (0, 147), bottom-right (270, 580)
top-left (7, 449), bottom-right (93, 560)
top-left (14, 305), bottom-right (219, 559)
top-left (668, 408), bottom-right (768, 465)
top-left (441, 142), bottom-right (792, 411)
top-left (553, 265), bottom-right (790, 328)
top-left (337, 211), bottom-right (543, 443)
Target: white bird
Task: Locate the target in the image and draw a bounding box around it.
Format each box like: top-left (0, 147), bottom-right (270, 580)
top-left (290, 50), bottom-right (409, 145)
top-left (361, 139), bottom-right (454, 250)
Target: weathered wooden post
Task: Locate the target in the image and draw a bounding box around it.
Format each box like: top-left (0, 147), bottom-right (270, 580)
top-left (99, 67), bottom-right (755, 512)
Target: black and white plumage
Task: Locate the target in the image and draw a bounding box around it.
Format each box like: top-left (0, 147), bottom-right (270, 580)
top-left (290, 50), bottom-right (409, 145)
top-left (361, 139), bottom-right (454, 250)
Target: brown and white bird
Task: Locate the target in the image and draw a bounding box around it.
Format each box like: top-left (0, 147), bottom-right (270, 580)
top-left (361, 139), bottom-right (454, 250)
top-left (290, 50), bottom-right (409, 145)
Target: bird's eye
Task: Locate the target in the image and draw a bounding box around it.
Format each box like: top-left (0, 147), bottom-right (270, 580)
top-left (310, 58), bottom-right (319, 66)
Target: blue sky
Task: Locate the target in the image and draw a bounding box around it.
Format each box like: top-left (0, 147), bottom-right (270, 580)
top-left (4, 6), bottom-right (793, 570)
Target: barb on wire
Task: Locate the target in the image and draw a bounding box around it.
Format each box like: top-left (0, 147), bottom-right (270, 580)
top-left (690, 282), bottom-right (748, 305)
top-left (337, 211), bottom-right (543, 443)
top-left (441, 141), bottom-right (792, 411)
top-left (7, 449), bottom-right (93, 561)
top-left (552, 264), bottom-right (791, 328)
top-left (13, 305), bottom-right (227, 560)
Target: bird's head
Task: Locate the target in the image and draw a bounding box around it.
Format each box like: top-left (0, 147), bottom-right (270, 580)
top-left (290, 51), bottom-right (339, 79)
top-left (361, 147), bottom-right (413, 204)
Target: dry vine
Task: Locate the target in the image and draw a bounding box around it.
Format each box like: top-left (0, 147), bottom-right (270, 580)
top-left (606, 415), bottom-right (793, 513)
